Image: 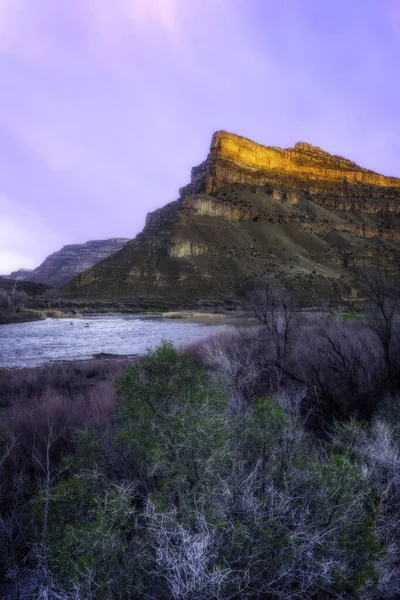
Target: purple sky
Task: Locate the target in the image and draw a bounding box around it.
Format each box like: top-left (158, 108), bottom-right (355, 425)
top-left (0, 0), bottom-right (399, 273)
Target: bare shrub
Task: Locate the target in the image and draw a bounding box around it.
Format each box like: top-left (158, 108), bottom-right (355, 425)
top-left (186, 313), bottom-right (389, 429)
top-left (299, 317), bottom-right (386, 426)
top-left (331, 417), bottom-right (400, 599)
top-left (197, 328), bottom-right (268, 409)
top-left (356, 267), bottom-right (400, 388)
top-left (146, 504), bottom-right (233, 600)
top-left (186, 325), bottom-right (298, 416)
top-left (0, 281), bottom-right (30, 313)
top-left (249, 277), bottom-right (299, 386)
top-left (0, 358), bottom-right (136, 503)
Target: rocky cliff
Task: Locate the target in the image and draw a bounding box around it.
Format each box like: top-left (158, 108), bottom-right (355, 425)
top-left (64, 132), bottom-right (400, 306)
top-left (28, 239), bottom-right (129, 287)
top-left (180, 131), bottom-right (400, 212)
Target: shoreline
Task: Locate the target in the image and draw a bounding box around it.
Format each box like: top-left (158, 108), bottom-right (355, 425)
top-left (0, 352), bottom-right (141, 372)
top-left (0, 308), bottom-right (246, 326)
top-left (0, 309), bottom-right (161, 325)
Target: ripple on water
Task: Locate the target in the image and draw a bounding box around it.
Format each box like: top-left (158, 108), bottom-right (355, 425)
top-left (0, 316), bottom-right (235, 367)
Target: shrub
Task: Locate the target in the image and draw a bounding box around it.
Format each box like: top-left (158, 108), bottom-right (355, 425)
top-left (2, 325), bottom-right (400, 598)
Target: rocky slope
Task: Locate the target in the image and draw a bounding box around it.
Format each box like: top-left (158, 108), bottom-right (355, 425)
top-left (26, 239), bottom-right (130, 287)
top-left (64, 132), bottom-right (400, 306)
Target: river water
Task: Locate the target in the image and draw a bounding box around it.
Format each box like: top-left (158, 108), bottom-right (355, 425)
top-left (0, 315), bottom-right (237, 368)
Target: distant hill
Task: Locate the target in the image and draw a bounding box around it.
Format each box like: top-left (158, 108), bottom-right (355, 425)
top-left (0, 269), bottom-right (33, 281)
top-left (63, 131), bottom-right (400, 306)
top-left (3, 239), bottom-right (130, 287)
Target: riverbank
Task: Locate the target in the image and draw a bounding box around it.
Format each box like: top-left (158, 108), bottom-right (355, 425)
top-left (0, 308), bottom-right (86, 325)
top-left (0, 309), bottom-right (47, 325)
top-left (0, 305), bottom-right (248, 325)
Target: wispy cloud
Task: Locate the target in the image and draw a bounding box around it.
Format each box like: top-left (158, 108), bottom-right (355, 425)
top-left (0, 193), bottom-right (63, 272)
top-left (0, 250), bottom-right (35, 274)
top-left (0, 0), bottom-right (186, 66)
top-left (388, 1), bottom-right (400, 38)
top-left (116, 0), bottom-right (181, 36)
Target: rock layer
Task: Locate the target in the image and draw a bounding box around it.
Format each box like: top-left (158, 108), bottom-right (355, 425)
top-left (29, 239), bottom-right (129, 287)
top-left (180, 131), bottom-right (400, 202)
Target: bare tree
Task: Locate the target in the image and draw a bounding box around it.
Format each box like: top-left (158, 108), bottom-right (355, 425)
top-left (355, 267), bottom-right (400, 384)
top-left (302, 318), bottom-right (385, 423)
top-left (41, 288), bottom-right (63, 309)
top-left (31, 424), bottom-right (66, 596)
top-left (0, 281), bottom-right (30, 313)
top-left (248, 277), bottom-right (299, 387)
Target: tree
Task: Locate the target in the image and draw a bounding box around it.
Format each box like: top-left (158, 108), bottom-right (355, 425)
top-left (248, 277), bottom-right (299, 388)
top-left (302, 317), bottom-right (385, 423)
top-left (355, 267), bottom-right (400, 386)
top-left (0, 281), bottom-right (30, 313)
top-left (41, 288), bottom-right (63, 309)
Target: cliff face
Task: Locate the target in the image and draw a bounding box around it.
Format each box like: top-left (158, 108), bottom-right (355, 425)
top-left (180, 131), bottom-right (400, 213)
top-left (64, 132), bottom-right (400, 306)
top-left (29, 239), bottom-right (129, 287)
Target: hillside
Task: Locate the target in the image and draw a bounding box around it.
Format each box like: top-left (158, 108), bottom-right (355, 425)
top-left (64, 131), bottom-right (400, 306)
top-left (17, 238), bottom-right (130, 287)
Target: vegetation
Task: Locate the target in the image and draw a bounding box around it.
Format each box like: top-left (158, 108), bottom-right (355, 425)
top-left (1, 268), bottom-right (400, 599)
top-left (0, 280), bottom-right (53, 324)
top-left (162, 311), bottom-right (227, 319)
top-left (0, 280), bottom-right (135, 323)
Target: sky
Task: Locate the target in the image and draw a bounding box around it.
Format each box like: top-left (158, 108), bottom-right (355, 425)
top-left (0, 0), bottom-right (399, 273)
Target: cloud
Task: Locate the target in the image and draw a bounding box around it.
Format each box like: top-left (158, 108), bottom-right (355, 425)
top-left (0, 250), bottom-right (35, 273)
top-left (116, 0), bottom-right (181, 36)
top-left (0, 0), bottom-right (186, 66)
top-left (0, 0), bottom-right (55, 61)
top-left (0, 193), bottom-right (62, 272)
top-left (0, 0), bottom-right (238, 177)
top-left (0, 109), bottom-right (84, 173)
top-left (0, 212), bottom-right (38, 272)
top-left (388, 1), bottom-right (400, 38)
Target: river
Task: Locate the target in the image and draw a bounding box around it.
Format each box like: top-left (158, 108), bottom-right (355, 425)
top-left (0, 315), bottom-right (238, 368)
